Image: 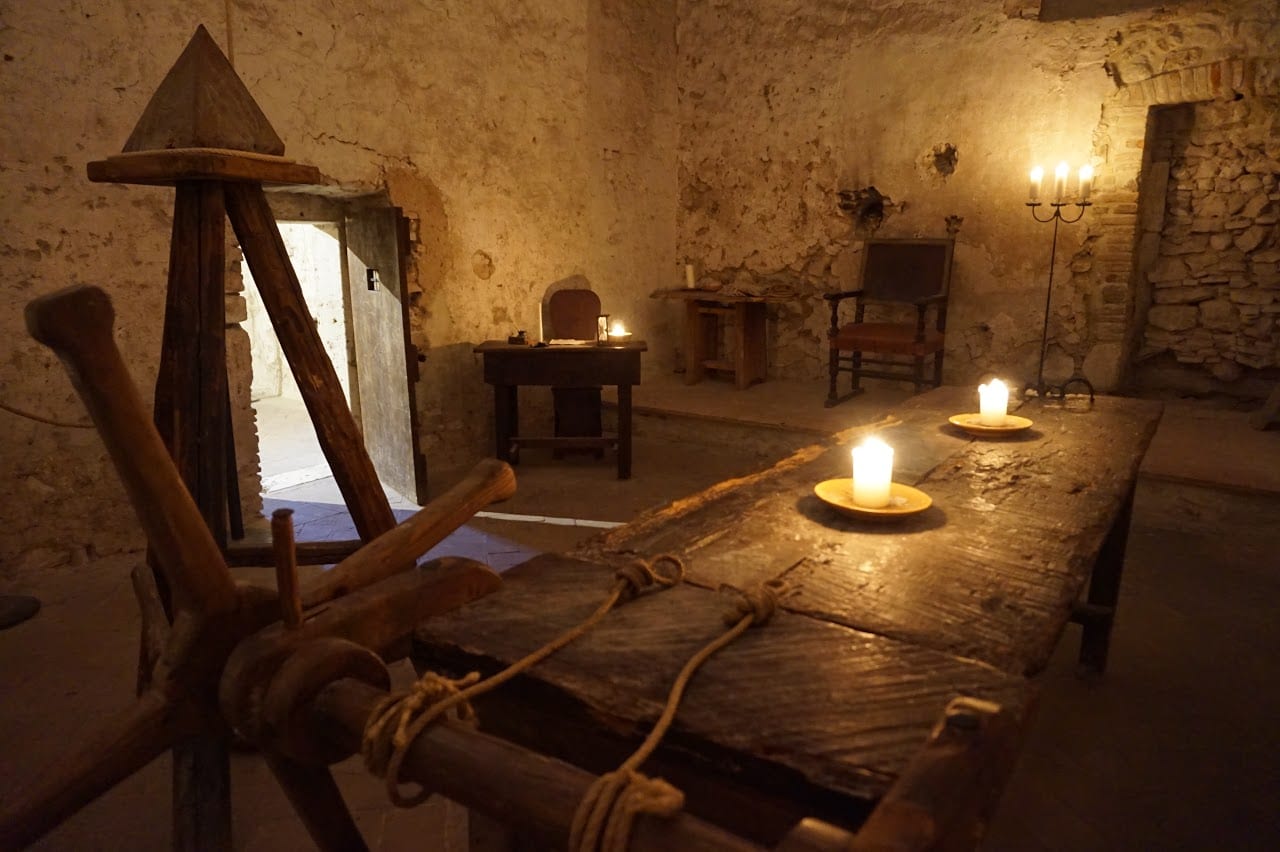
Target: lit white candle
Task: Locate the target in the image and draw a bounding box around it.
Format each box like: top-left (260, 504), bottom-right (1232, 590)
top-left (1028, 165), bottom-right (1043, 202)
top-left (1078, 164), bottom-right (1093, 202)
top-left (685, 264), bottom-right (696, 288)
top-left (978, 378), bottom-right (1009, 426)
top-left (1053, 161), bottom-right (1069, 202)
top-left (851, 437), bottom-right (894, 508)
top-left (608, 320), bottom-right (631, 342)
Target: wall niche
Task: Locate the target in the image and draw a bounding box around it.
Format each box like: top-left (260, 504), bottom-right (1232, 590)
top-left (1131, 96), bottom-right (1280, 396)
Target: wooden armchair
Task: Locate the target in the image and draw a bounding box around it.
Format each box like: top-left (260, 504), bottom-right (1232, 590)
top-left (824, 237), bottom-right (955, 406)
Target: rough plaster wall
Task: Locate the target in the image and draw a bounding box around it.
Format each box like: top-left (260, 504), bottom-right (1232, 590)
top-left (674, 0), bottom-right (1280, 389)
top-left (0, 0), bottom-right (677, 569)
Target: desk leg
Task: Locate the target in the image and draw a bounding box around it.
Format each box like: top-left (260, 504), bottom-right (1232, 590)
top-left (737, 302), bottom-right (767, 389)
top-left (1078, 486), bottom-right (1135, 673)
top-left (493, 384), bottom-right (518, 463)
top-left (617, 383), bottom-right (633, 480)
top-left (683, 300), bottom-right (703, 385)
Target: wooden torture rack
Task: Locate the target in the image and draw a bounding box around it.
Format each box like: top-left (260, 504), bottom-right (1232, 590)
top-left (0, 281), bottom-right (1020, 850)
top-left (1, 25), bottom-right (1034, 852)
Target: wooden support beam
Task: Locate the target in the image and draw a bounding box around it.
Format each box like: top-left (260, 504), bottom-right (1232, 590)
top-left (226, 182), bottom-right (397, 544)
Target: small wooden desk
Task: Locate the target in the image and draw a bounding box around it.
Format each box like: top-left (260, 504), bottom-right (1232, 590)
top-left (652, 289), bottom-right (790, 389)
top-left (415, 386), bottom-right (1163, 841)
top-left (473, 340), bottom-right (646, 479)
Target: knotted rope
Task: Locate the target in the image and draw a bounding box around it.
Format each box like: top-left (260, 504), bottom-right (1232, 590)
top-left (362, 553), bottom-right (685, 807)
top-left (568, 578), bottom-right (788, 852)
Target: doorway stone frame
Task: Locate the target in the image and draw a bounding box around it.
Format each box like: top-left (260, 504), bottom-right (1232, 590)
top-left (1069, 57), bottom-right (1278, 391)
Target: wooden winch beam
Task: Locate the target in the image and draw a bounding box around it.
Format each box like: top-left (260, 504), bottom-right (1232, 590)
top-left (7, 285), bottom-right (518, 850)
top-left (310, 678), bottom-right (770, 852)
top-left (24, 285), bottom-right (237, 617)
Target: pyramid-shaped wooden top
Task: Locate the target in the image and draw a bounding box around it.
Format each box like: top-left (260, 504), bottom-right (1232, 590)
top-left (125, 24), bottom-right (282, 156)
top-left (88, 25), bottom-right (320, 187)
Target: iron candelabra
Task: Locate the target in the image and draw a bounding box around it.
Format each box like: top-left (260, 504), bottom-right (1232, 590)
top-left (1024, 198), bottom-right (1095, 402)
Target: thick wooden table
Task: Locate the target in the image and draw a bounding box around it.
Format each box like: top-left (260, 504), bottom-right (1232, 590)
top-left (652, 288), bottom-right (792, 389)
top-left (413, 386), bottom-right (1163, 841)
top-left (474, 340), bottom-right (646, 479)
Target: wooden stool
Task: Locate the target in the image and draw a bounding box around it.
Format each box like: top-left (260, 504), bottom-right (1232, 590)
top-left (684, 298), bottom-right (768, 390)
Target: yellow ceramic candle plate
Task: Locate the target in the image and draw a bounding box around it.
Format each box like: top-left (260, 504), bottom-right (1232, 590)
top-left (948, 413), bottom-right (1034, 436)
top-left (814, 478), bottom-right (932, 520)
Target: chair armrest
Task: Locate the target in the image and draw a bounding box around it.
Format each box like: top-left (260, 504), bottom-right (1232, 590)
top-left (822, 289), bottom-right (863, 303)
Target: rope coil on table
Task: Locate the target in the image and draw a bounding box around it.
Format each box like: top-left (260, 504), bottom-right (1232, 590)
top-left (361, 553), bottom-right (686, 807)
top-left (569, 578), bottom-right (789, 852)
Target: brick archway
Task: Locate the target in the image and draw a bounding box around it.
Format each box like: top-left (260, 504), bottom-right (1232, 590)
top-left (1066, 57), bottom-right (1278, 391)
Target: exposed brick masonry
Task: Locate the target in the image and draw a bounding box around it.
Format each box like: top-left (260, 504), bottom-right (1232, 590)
top-left (1140, 97), bottom-right (1280, 379)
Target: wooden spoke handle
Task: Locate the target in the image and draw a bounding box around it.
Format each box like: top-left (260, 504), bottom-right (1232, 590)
top-left (0, 690), bottom-right (195, 850)
top-left (303, 458), bottom-right (517, 605)
top-left (25, 285), bottom-right (237, 616)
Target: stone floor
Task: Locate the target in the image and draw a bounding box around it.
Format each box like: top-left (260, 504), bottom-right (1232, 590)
top-left (2, 377), bottom-right (1278, 850)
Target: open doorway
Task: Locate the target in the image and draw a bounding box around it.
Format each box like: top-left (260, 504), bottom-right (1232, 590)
top-left (242, 203), bottom-right (427, 514)
top-left (243, 222), bottom-right (350, 493)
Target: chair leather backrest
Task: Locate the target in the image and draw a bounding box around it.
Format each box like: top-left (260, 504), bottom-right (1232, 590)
top-left (860, 239), bottom-right (954, 303)
top-left (547, 289), bottom-right (602, 340)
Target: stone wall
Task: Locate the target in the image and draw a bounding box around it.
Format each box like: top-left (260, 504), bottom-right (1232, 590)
top-left (672, 0), bottom-right (1280, 391)
top-left (1136, 98), bottom-right (1280, 384)
top-left (0, 0), bottom-right (677, 570)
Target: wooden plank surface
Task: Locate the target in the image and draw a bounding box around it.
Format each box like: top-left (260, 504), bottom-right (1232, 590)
top-left (652, 288), bottom-right (795, 304)
top-left (87, 149), bottom-right (321, 186)
top-left (575, 386), bottom-right (1162, 675)
top-left (412, 385), bottom-right (1161, 836)
top-left (412, 554), bottom-right (1032, 818)
top-left (474, 340), bottom-right (647, 388)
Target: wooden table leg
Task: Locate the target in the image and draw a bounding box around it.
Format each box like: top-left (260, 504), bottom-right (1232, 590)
top-left (1077, 485), bottom-right (1136, 672)
top-left (493, 384), bottom-right (517, 462)
top-left (734, 302), bottom-right (768, 390)
top-left (683, 300), bottom-right (702, 384)
top-left (617, 383), bottom-right (633, 480)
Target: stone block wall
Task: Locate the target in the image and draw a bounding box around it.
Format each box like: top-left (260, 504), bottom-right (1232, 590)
top-left (673, 0), bottom-right (1280, 393)
top-left (1137, 97), bottom-right (1280, 382)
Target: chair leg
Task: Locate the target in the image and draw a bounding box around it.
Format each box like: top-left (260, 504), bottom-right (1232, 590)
top-left (851, 351), bottom-right (862, 395)
top-left (913, 355), bottom-right (926, 394)
top-left (826, 347), bottom-right (840, 406)
top-left (933, 349), bottom-right (945, 388)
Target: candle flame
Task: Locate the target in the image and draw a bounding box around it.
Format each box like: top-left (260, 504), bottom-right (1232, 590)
top-left (1030, 165), bottom-right (1044, 182)
top-left (1055, 161), bottom-right (1069, 180)
top-left (1078, 164), bottom-right (1093, 181)
top-left (609, 321), bottom-right (627, 335)
top-left (858, 436), bottom-right (891, 453)
top-left (980, 378), bottom-right (1006, 393)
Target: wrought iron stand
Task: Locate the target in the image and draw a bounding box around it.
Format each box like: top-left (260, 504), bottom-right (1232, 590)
top-left (1024, 199), bottom-right (1095, 402)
